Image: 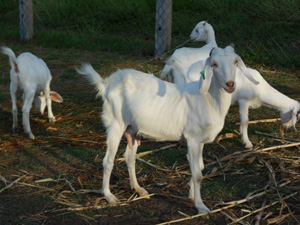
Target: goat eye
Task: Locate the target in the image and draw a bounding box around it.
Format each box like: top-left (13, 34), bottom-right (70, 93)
top-left (212, 62), bottom-right (218, 67)
top-left (234, 59), bottom-right (238, 65)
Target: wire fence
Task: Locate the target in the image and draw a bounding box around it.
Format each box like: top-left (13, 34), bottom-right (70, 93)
top-left (155, 0), bottom-right (172, 59)
top-left (15, 0), bottom-right (300, 67)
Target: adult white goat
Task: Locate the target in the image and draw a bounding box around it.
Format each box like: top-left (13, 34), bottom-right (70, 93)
top-left (1, 47), bottom-right (63, 139)
top-left (76, 45), bottom-right (259, 213)
top-left (160, 20), bottom-right (217, 83)
top-left (187, 59), bottom-right (300, 148)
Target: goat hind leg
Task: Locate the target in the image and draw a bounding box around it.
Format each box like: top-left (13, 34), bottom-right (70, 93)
top-left (10, 84), bottom-right (18, 132)
top-left (102, 122), bottom-right (123, 203)
top-left (22, 93), bottom-right (35, 139)
top-left (124, 137), bottom-right (148, 198)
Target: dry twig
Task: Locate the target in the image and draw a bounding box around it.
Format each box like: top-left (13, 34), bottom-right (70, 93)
top-left (0, 174), bottom-right (27, 194)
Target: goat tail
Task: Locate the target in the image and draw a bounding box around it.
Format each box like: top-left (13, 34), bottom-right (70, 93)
top-left (1, 46), bottom-right (19, 73)
top-left (160, 64), bottom-right (173, 80)
top-left (76, 63), bottom-right (106, 98)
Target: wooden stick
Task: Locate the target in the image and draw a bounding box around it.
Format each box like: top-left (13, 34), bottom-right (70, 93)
top-left (229, 192), bottom-right (298, 224)
top-left (136, 157), bottom-right (172, 172)
top-left (157, 192), bottom-right (298, 225)
top-left (255, 200), bottom-right (266, 225)
top-left (44, 136), bottom-right (103, 145)
top-left (128, 193), bottom-right (155, 202)
top-left (206, 142), bottom-right (300, 167)
top-left (236, 118), bottom-right (281, 125)
top-left (117, 144), bottom-right (178, 162)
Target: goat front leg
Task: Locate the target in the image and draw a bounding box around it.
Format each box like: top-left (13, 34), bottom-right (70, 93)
top-left (188, 143), bottom-right (205, 201)
top-left (102, 121), bottom-right (123, 203)
top-left (44, 87), bottom-right (55, 122)
top-left (123, 134), bottom-right (148, 198)
top-left (22, 93), bottom-right (35, 139)
top-left (238, 100), bottom-right (253, 148)
top-left (187, 140), bottom-right (210, 214)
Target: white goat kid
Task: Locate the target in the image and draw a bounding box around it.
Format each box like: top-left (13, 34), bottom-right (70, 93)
top-left (77, 45), bottom-right (259, 213)
top-left (186, 59), bottom-right (300, 148)
top-left (1, 47), bottom-right (63, 139)
top-left (160, 20), bottom-right (217, 83)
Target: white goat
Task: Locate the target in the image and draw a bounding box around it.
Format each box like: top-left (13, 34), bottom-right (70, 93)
top-left (187, 59), bottom-right (300, 148)
top-left (76, 46), bottom-right (259, 213)
top-left (160, 20), bottom-right (217, 83)
top-left (1, 47), bottom-right (63, 139)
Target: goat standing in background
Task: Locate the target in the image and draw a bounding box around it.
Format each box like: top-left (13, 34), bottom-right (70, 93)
top-left (1, 47), bottom-right (63, 139)
top-left (77, 45), bottom-right (259, 214)
top-left (160, 20), bottom-right (217, 83)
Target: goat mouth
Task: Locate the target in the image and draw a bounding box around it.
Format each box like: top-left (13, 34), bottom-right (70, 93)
top-left (225, 87), bottom-right (235, 93)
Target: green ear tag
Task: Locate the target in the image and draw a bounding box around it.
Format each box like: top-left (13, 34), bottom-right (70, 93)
top-left (200, 71), bottom-right (205, 80)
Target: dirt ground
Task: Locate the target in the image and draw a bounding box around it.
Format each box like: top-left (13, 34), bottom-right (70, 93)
top-left (0, 46), bottom-right (300, 224)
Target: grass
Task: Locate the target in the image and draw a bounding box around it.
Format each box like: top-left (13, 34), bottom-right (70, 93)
top-left (0, 0), bottom-right (299, 67)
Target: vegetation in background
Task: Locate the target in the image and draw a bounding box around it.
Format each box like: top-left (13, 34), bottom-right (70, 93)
top-left (0, 0), bottom-right (299, 68)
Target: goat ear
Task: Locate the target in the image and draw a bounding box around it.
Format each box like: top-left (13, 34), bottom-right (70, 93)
top-left (237, 57), bottom-right (259, 85)
top-left (50, 91), bottom-right (63, 103)
top-left (199, 57), bottom-right (213, 94)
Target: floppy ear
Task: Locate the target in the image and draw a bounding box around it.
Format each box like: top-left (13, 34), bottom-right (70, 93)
top-left (237, 56), bottom-right (259, 85)
top-left (199, 56), bottom-right (213, 94)
top-left (50, 91), bottom-right (63, 103)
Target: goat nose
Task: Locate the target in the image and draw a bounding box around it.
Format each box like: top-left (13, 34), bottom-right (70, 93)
top-left (226, 81), bottom-right (234, 88)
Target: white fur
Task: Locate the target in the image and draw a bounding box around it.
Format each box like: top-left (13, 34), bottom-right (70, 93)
top-left (1, 47), bottom-right (63, 139)
top-left (77, 46), bottom-right (259, 213)
top-left (162, 21), bottom-right (300, 148)
top-left (187, 60), bottom-right (300, 148)
top-left (160, 21), bottom-right (217, 83)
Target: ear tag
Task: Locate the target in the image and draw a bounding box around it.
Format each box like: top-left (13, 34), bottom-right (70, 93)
top-left (200, 71), bottom-right (205, 80)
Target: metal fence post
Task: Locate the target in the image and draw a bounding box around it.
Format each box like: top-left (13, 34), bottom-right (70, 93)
top-left (19, 0), bottom-right (33, 41)
top-left (155, 0), bottom-right (172, 60)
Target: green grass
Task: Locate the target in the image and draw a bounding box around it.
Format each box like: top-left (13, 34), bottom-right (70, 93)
top-left (0, 0), bottom-right (299, 68)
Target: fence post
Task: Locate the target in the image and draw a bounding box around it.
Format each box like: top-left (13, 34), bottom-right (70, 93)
top-left (19, 0), bottom-right (33, 41)
top-left (155, 0), bottom-right (172, 60)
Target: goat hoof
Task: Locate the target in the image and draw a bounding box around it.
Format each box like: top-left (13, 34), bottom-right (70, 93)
top-left (197, 204), bottom-right (210, 214)
top-left (245, 142), bottom-right (253, 149)
top-left (106, 194), bottom-right (119, 203)
top-left (49, 117), bottom-right (56, 123)
top-left (13, 126), bottom-right (19, 132)
top-left (136, 187), bottom-right (149, 198)
top-left (28, 133), bottom-right (35, 140)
